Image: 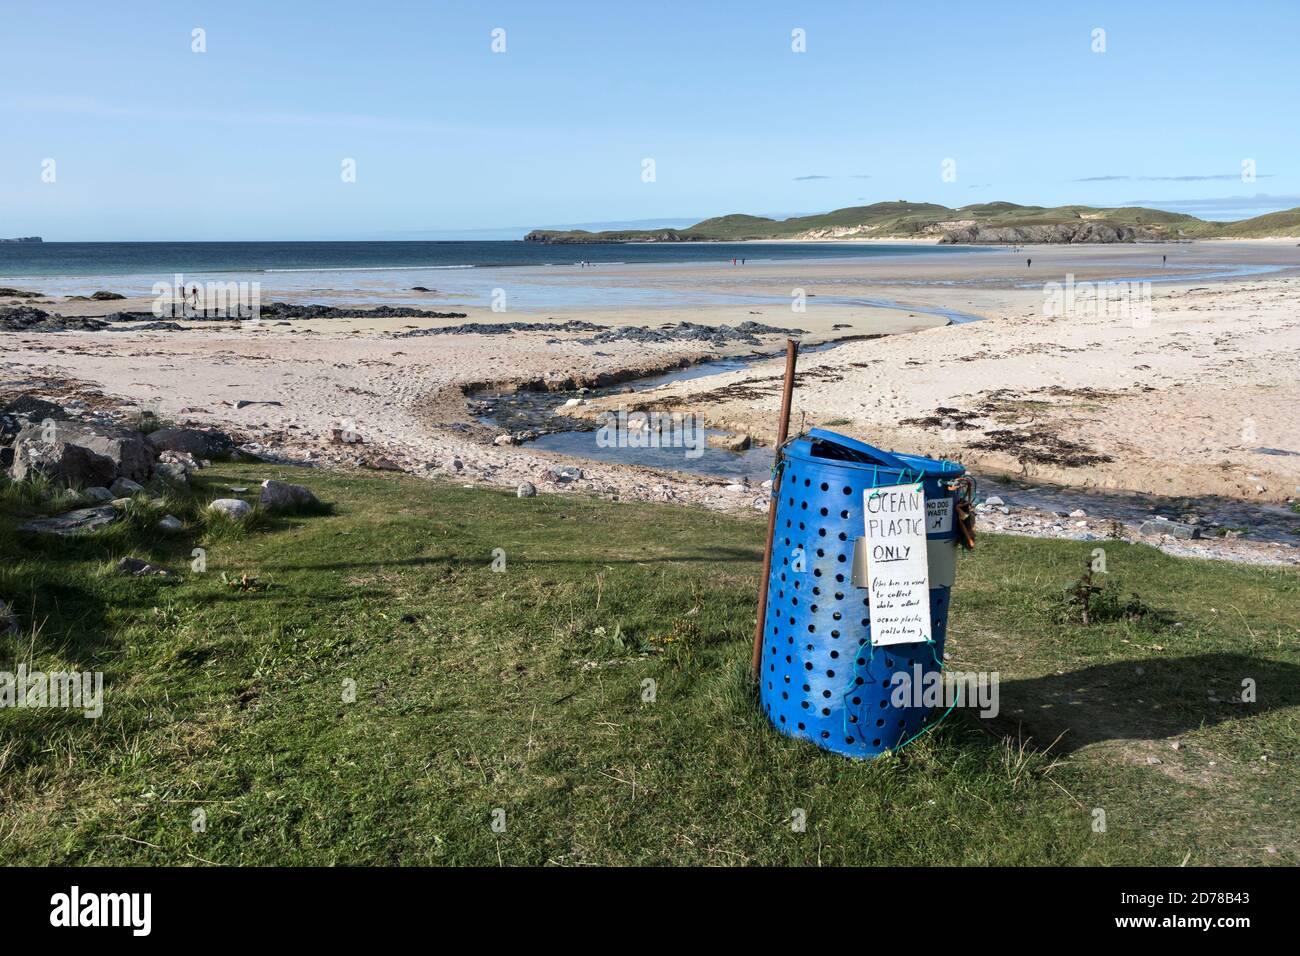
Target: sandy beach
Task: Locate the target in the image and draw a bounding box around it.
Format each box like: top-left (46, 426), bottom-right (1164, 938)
top-left (4, 239), bottom-right (1299, 564)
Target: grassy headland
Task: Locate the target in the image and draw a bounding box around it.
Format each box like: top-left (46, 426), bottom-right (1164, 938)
top-left (525, 201), bottom-right (1300, 243)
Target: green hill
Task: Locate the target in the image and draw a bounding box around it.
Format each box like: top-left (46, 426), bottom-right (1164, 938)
top-left (524, 202), bottom-right (1300, 244)
top-left (1214, 207), bottom-right (1300, 238)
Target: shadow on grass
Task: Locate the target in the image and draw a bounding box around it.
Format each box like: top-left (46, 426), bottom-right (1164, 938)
top-left (988, 653), bottom-right (1300, 755)
top-left (0, 576), bottom-right (118, 669)
top-left (268, 545), bottom-right (764, 573)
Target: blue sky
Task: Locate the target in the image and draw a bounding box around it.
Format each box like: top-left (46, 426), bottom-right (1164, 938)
top-left (2, 0), bottom-right (1297, 240)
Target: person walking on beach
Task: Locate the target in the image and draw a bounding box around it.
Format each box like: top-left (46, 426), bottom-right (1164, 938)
top-left (1163, 254), bottom-right (1167, 267)
top-left (1026, 257), bottom-right (1032, 268)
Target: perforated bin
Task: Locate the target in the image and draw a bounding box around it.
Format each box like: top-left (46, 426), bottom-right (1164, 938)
top-left (759, 429), bottom-right (965, 758)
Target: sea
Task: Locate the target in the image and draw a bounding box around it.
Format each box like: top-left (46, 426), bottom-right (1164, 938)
top-left (0, 240), bottom-right (980, 309)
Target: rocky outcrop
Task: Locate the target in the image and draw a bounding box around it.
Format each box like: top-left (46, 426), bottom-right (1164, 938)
top-left (523, 229), bottom-right (692, 244)
top-left (939, 223), bottom-right (1167, 244)
top-left (0, 306), bottom-right (110, 332)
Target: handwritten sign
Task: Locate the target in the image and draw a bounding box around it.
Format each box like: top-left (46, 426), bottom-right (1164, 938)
top-left (863, 483), bottom-right (932, 646)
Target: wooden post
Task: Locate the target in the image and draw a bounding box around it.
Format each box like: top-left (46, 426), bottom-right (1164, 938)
top-left (750, 339), bottom-right (799, 681)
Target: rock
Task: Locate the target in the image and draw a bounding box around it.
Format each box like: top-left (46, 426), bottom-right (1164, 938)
top-left (516, 481), bottom-right (537, 498)
top-left (1139, 519), bottom-right (1202, 539)
top-left (329, 426), bottom-right (363, 444)
top-left (258, 479), bottom-right (319, 511)
top-left (90, 290), bottom-right (126, 300)
top-left (0, 307), bottom-right (111, 332)
top-left (155, 461), bottom-right (190, 484)
top-left (984, 495), bottom-right (1005, 507)
top-left (110, 477), bottom-right (145, 497)
top-left (157, 515), bottom-right (184, 533)
top-left (366, 456), bottom-right (402, 471)
top-left (82, 486), bottom-right (114, 503)
top-left (2, 395), bottom-right (67, 420)
top-left (147, 427), bottom-right (234, 459)
top-left (707, 432), bottom-right (752, 452)
top-left (208, 498), bottom-right (253, 520)
top-left (1069, 509), bottom-right (1087, 518)
top-left (235, 399), bottom-right (282, 410)
top-left (12, 421), bottom-right (154, 484)
top-left (18, 505), bottom-right (118, 537)
top-left (562, 398), bottom-right (585, 409)
top-left (8, 425), bottom-right (119, 487)
top-left (493, 434), bottom-right (517, 446)
top-left (540, 466), bottom-right (584, 483)
top-left (115, 556), bottom-right (174, 577)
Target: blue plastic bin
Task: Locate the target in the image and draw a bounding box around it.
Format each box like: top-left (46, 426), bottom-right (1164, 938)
top-left (758, 429), bottom-right (966, 758)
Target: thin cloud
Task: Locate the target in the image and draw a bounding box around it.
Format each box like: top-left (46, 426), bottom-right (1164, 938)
top-left (1075, 173), bottom-right (1276, 182)
top-left (794, 175), bottom-right (832, 181)
top-left (1116, 193), bottom-right (1300, 219)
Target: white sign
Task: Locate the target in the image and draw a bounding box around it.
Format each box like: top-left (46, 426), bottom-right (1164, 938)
top-left (863, 483), bottom-right (933, 646)
top-left (925, 497), bottom-right (953, 534)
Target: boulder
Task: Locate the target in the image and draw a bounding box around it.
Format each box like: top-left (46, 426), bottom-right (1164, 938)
top-left (1139, 519), bottom-right (1202, 540)
top-left (17, 505), bottom-right (118, 537)
top-left (707, 432), bottom-right (752, 452)
top-left (9, 424), bottom-right (116, 487)
top-left (10, 421), bottom-right (154, 484)
top-left (83, 486), bottom-right (115, 503)
top-left (258, 479), bottom-right (319, 511)
top-left (208, 498), bottom-right (252, 520)
top-left (516, 481), bottom-right (537, 498)
top-left (147, 427), bottom-right (234, 459)
top-left (155, 461), bottom-right (190, 484)
top-left (2, 395), bottom-right (67, 420)
top-left (110, 477), bottom-right (145, 497)
top-left (157, 515), bottom-right (184, 533)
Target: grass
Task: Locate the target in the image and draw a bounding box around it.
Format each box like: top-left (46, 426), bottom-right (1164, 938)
top-left (1, 464), bottom-right (1297, 865)
top-left (528, 201), bottom-right (1300, 242)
